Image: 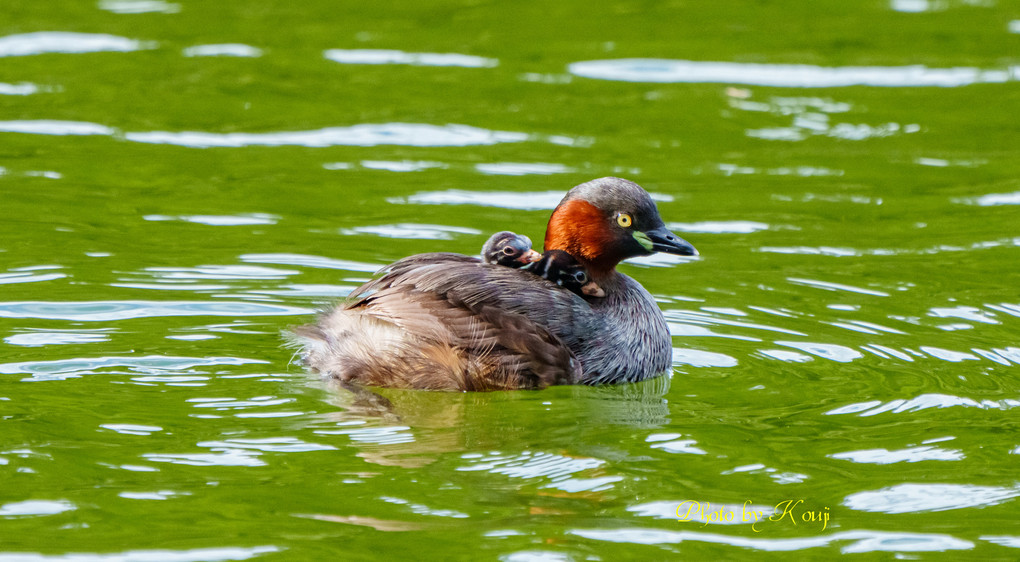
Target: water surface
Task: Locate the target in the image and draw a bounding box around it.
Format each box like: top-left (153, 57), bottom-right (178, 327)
top-left (1, 1), bottom-right (1018, 559)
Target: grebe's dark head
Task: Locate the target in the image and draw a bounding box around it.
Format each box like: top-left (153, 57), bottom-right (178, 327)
top-left (543, 177), bottom-right (697, 276)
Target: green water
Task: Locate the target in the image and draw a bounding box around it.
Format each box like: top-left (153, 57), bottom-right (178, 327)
top-left (2, 0), bottom-right (1019, 559)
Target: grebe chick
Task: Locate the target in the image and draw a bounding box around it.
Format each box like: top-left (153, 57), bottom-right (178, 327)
top-left (525, 249), bottom-right (606, 298)
top-left (481, 231), bottom-right (541, 267)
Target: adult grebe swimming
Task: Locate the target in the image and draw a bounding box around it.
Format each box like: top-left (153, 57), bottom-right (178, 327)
top-left (292, 177), bottom-right (697, 391)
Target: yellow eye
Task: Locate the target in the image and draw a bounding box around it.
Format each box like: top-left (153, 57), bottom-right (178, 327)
top-left (617, 213), bottom-right (632, 228)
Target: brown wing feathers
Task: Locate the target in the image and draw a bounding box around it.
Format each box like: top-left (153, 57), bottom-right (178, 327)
top-left (302, 257), bottom-right (583, 391)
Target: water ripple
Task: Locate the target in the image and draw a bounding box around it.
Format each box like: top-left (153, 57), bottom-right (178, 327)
top-left (5, 331), bottom-right (111, 346)
top-left (761, 237), bottom-right (1020, 257)
top-left (671, 348), bottom-right (739, 368)
top-left (0, 500), bottom-right (75, 517)
top-left (144, 213), bottom-right (278, 226)
top-left (569, 58), bottom-right (1019, 87)
top-left (760, 349), bottom-right (814, 362)
top-left (98, 0), bottom-right (181, 14)
top-left (474, 162), bottom-right (574, 176)
top-left (787, 277), bottom-right (890, 297)
top-left (340, 223), bottom-right (481, 240)
top-left (240, 253), bottom-right (383, 273)
top-left (957, 191), bottom-right (1020, 206)
top-left (380, 496), bottom-right (469, 519)
top-left (359, 160), bottom-right (447, 172)
top-left (0, 547), bottom-right (280, 561)
top-left (625, 253), bottom-right (698, 269)
top-left (0, 270), bottom-right (66, 285)
top-left (775, 341), bottom-right (863, 363)
top-left (668, 221), bottom-right (772, 234)
top-left (248, 284), bottom-right (355, 298)
top-left (721, 463), bottom-right (808, 484)
top-left (1, 120), bottom-right (541, 148)
top-left (388, 189), bottom-right (568, 210)
top-left (197, 438), bottom-right (335, 453)
top-left (144, 449), bottom-right (264, 467)
top-left (119, 490), bottom-right (190, 500)
top-left (457, 451), bottom-right (614, 491)
top-left (0, 82), bottom-right (42, 96)
top-left (324, 49), bottom-right (497, 68)
top-left (713, 162), bottom-right (845, 177)
top-left (141, 265), bottom-right (298, 281)
top-left (0, 355), bottom-right (266, 381)
top-left (830, 445), bottom-right (964, 464)
top-left (569, 528), bottom-right (973, 553)
top-left (0, 120), bottom-right (116, 136)
top-left (101, 424), bottom-right (162, 436)
top-left (0, 32), bottom-right (154, 57)
top-left (826, 394), bottom-right (1020, 416)
top-left (845, 483), bottom-right (1020, 514)
top-left (314, 424), bottom-right (416, 445)
top-left (183, 44), bottom-right (262, 58)
top-left (124, 123), bottom-right (529, 148)
top-left (929, 306), bottom-right (1000, 324)
top-left (983, 535), bottom-right (1020, 548)
top-left (0, 300), bottom-right (310, 321)
top-left (665, 309), bottom-right (807, 337)
top-left (388, 189), bottom-right (672, 210)
top-left (646, 433), bottom-right (708, 454)
top-left (188, 396), bottom-right (293, 410)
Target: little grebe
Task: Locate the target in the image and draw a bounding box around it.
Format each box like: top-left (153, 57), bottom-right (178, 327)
top-left (525, 249), bottom-right (606, 298)
top-left (293, 177), bottom-right (697, 391)
top-left (481, 231), bottom-right (542, 267)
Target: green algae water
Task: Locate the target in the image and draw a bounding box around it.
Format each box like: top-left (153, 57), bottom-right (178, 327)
top-left (1, 1), bottom-right (1019, 559)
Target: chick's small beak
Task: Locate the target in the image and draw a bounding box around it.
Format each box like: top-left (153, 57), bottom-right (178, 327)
top-left (645, 226), bottom-right (698, 256)
top-left (518, 249), bottom-right (542, 265)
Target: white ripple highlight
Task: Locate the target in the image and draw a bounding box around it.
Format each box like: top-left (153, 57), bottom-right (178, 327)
top-left (0, 500), bottom-right (76, 517)
top-left (99, 0), bottom-right (181, 14)
top-left (0, 301), bottom-right (309, 321)
top-left (389, 189), bottom-right (567, 210)
top-left (788, 277), bottom-right (890, 297)
top-left (0, 120), bottom-right (116, 136)
top-left (340, 223), bottom-right (481, 240)
top-left (183, 44), bottom-right (262, 58)
top-left (775, 341), bottom-right (863, 363)
top-left (144, 213), bottom-right (278, 225)
top-left (324, 49), bottom-right (497, 68)
top-left (125, 123), bottom-right (529, 148)
top-left (957, 191), bottom-right (1020, 206)
top-left (475, 162), bottom-right (575, 175)
top-left (0, 547), bottom-right (280, 561)
top-left (845, 483), bottom-right (1020, 514)
top-left (0, 32), bottom-right (154, 57)
top-left (0, 120), bottom-right (538, 149)
top-left (668, 221), bottom-right (771, 234)
top-left (569, 58), bottom-right (1020, 87)
top-left (568, 528), bottom-right (973, 553)
top-left (0, 82), bottom-right (42, 95)
top-left (830, 445), bottom-right (964, 464)
top-left (826, 394), bottom-right (1020, 416)
top-left (0, 355), bottom-right (266, 381)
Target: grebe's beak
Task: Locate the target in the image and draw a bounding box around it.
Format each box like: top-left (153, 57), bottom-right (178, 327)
top-left (642, 225), bottom-right (698, 256)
